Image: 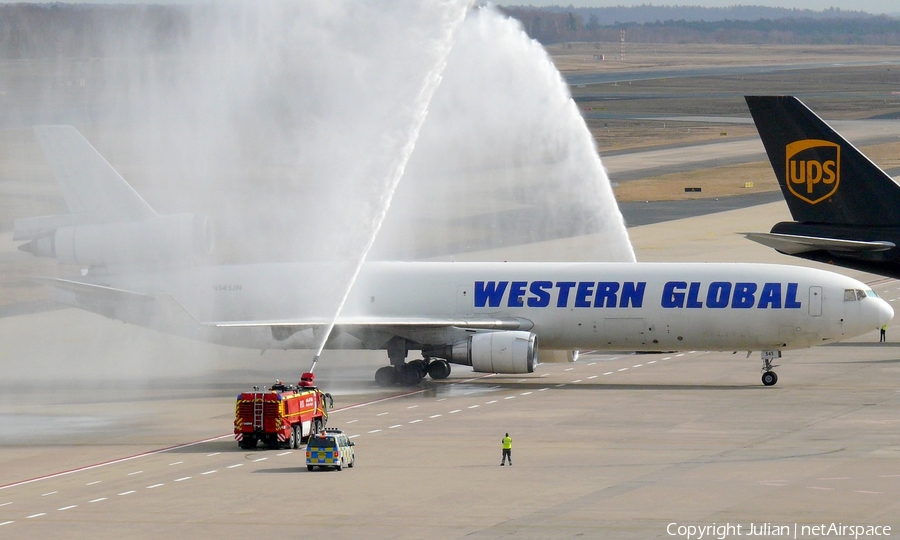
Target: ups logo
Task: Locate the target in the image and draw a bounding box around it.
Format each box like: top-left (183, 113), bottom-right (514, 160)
top-left (785, 139), bottom-right (840, 204)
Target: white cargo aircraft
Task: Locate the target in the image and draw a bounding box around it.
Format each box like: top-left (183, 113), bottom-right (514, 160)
top-left (14, 127), bottom-right (893, 387)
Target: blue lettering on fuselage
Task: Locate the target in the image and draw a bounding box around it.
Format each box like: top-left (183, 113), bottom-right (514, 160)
top-left (473, 280), bottom-right (803, 310)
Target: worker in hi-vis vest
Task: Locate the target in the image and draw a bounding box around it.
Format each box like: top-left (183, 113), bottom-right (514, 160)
top-left (501, 433), bottom-right (512, 466)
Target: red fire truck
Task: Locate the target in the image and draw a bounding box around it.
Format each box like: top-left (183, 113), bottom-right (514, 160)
top-left (234, 372), bottom-right (333, 450)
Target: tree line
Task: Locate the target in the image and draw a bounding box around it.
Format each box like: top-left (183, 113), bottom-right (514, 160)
top-left (500, 6), bottom-right (900, 45)
top-left (2, 3), bottom-right (899, 60)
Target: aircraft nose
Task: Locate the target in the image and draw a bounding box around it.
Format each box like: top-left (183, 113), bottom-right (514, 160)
top-left (877, 297), bottom-right (894, 327)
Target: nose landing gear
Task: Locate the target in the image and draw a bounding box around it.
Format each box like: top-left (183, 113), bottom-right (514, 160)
top-left (760, 350), bottom-right (781, 386)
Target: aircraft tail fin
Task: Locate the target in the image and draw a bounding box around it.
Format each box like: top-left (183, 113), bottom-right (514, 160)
top-left (745, 96), bottom-right (900, 227)
top-left (31, 125), bottom-right (157, 222)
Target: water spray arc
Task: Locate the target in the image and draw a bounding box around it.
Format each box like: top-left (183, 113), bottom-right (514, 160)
top-left (309, 1), bottom-right (471, 373)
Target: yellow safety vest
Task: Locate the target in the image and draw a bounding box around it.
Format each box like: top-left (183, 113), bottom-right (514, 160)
top-left (502, 436), bottom-right (512, 450)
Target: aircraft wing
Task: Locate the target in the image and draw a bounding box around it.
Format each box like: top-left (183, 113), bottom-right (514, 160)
top-left (211, 317), bottom-right (534, 345)
top-left (742, 232), bottom-right (896, 255)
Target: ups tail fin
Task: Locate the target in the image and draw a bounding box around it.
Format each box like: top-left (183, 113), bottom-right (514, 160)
top-left (32, 125), bottom-right (157, 222)
top-left (745, 96), bottom-right (900, 226)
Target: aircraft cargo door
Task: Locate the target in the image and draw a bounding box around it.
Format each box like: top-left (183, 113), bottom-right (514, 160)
top-left (809, 286), bottom-right (822, 316)
top-left (603, 318), bottom-right (647, 347)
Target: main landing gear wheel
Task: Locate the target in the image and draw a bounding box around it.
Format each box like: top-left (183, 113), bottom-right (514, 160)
top-left (398, 364), bottom-right (423, 386)
top-left (761, 371), bottom-right (778, 386)
top-left (375, 366), bottom-right (397, 387)
top-left (427, 359), bottom-right (451, 380)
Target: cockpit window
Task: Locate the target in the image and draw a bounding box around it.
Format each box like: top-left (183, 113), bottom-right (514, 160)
top-left (865, 289), bottom-right (879, 298)
top-left (844, 289), bottom-right (869, 301)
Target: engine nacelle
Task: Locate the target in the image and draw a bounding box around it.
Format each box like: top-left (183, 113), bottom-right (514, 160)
top-left (19, 213), bottom-right (213, 267)
top-left (436, 331), bottom-right (537, 374)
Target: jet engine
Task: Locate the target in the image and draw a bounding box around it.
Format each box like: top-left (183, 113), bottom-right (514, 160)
top-left (428, 331), bottom-right (537, 374)
top-left (16, 213), bottom-right (213, 267)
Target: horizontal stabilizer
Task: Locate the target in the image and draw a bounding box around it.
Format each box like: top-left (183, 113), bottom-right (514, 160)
top-left (742, 232), bottom-right (895, 255)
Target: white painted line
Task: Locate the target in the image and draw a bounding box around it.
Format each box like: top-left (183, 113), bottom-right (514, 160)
top-left (147, 484), bottom-right (164, 489)
top-left (633, 364), bottom-right (643, 368)
top-left (86, 481), bottom-right (101, 486)
top-left (648, 361), bottom-right (657, 364)
top-left (588, 362), bottom-right (596, 366)
top-left (0, 502), bottom-right (10, 507)
top-left (429, 414), bottom-right (442, 418)
top-left (200, 470), bottom-right (217, 475)
top-left (521, 392), bottom-right (532, 396)
top-left (227, 464), bottom-right (243, 469)
top-left (41, 491), bottom-right (58, 497)
top-left (389, 425), bottom-right (402, 429)
top-left (368, 429), bottom-right (382, 434)
top-left (174, 477), bottom-right (191, 482)
top-left (377, 412), bottom-right (389, 416)
top-left (555, 384), bottom-right (566, 387)
top-left (819, 477), bottom-right (850, 480)
top-left (58, 505), bottom-right (77, 511)
top-left (118, 490), bottom-right (136, 496)
top-left (409, 419), bottom-right (422, 424)
top-left (515, 379), bottom-right (526, 382)
top-left (564, 368), bottom-right (574, 371)
top-left (127, 471), bottom-right (143, 476)
top-left (276, 451), bottom-right (291, 456)
top-left (486, 400), bottom-right (498, 404)
top-left (588, 375), bottom-right (598, 379)
top-left (617, 368), bottom-right (628, 372)
top-left (879, 474), bottom-right (900, 478)
top-left (759, 482), bottom-right (786, 486)
top-left (346, 420), bottom-right (357, 424)
top-left (26, 513), bottom-right (45, 519)
top-left (468, 405), bottom-right (479, 409)
top-left (89, 497), bottom-right (107, 503)
top-left (806, 486), bottom-right (834, 491)
top-left (572, 380), bottom-right (582, 383)
top-left (436, 398), bottom-right (446, 402)
top-left (676, 354), bottom-right (685, 357)
top-left (449, 409), bottom-right (461, 414)
top-left (349, 435), bottom-right (359, 439)
top-left (0, 521), bottom-right (13, 527)
top-left (604, 372), bottom-right (613, 375)
top-left (662, 357), bottom-right (672, 360)
top-left (856, 490), bottom-right (882, 494)
top-left (540, 374), bottom-right (549, 377)
top-left (504, 396), bottom-right (516, 400)
top-left (206, 452), bottom-right (221, 457)
top-left (538, 388), bottom-right (548, 392)
top-left (252, 457), bottom-right (268, 462)
top-left (169, 461), bottom-right (183, 466)
top-left (407, 405), bottom-right (418, 409)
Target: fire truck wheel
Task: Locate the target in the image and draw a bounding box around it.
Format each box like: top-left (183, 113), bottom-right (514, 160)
top-left (375, 366), bottom-right (396, 387)
top-left (307, 465), bottom-right (314, 472)
top-left (238, 436), bottom-right (256, 450)
top-left (289, 426), bottom-right (298, 449)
